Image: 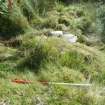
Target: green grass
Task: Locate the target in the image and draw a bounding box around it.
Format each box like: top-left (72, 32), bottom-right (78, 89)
top-left (1, 34), bottom-right (105, 104)
top-left (0, 1), bottom-right (105, 105)
top-left (0, 62), bottom-right (105, 105)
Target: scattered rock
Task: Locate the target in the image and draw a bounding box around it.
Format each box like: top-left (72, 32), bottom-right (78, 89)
top-left (63, 33), bottom-right (78, 43)
top-left (48, 30), bottom-right (78, 43)
top-left (48, 31), bottom-right (63, 37)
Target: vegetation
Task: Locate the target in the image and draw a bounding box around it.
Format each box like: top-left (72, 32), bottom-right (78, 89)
top-left (0, 0), bottom-right (105, 105)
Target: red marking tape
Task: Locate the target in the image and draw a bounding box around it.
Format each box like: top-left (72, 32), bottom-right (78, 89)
top-left (12, 79), bottom-right (33, 84)
top-left (12, 79), bottom-right (50, 86)
top-left (38, 80), bottom-right (49, 85)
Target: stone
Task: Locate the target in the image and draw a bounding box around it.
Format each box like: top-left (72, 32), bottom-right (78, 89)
top-left (48, 30), bottom-right (78, 43)
top-left (63, 33), bottom-right (78, 43)
top-left (48, 31), bottom-right (63, 37)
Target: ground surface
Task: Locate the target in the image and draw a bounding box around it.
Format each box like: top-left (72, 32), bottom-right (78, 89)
top-left (0, 2), bottom-right (105, 105)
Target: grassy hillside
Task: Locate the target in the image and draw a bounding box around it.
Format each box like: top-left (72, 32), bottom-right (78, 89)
top-left (0, 0), bottom-right (105, 105)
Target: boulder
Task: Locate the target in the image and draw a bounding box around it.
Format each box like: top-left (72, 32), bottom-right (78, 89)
top-left (48, 30), bottom-right (78, 43)
top-left (63, 33), bottom-right (78, 43)
top-left (48, 31), bottom-right (63, 37)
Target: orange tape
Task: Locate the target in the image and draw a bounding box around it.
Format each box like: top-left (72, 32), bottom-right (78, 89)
top-left (12, 79), bottom-right (33, 84)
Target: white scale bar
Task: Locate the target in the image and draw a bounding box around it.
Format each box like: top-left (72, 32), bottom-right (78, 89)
top-left (48, 82), bottom-right (92, 87)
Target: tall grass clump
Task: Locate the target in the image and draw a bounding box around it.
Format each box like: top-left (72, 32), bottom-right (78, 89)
top-left (0, 0), bottom-right (30, 38)
top-left (0, 0), bottom-right (57, 38)
top-left (18, 37), bottom-right (61, 71)
top-left (17, 0), bottom-right (57, 18)
top-left (16, 35), bottom-right (105, 84)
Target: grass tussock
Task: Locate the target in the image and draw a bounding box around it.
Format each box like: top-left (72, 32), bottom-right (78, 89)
top-left (0, 1), bottom-right (105, 105)
top-left (12, 34), bottom-right (105, 85)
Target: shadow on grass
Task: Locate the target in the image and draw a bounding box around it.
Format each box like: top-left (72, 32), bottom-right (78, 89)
top-left (16, 45), bottom-right (48, 73)
top-left (0, 16), bottom-right (24, 39)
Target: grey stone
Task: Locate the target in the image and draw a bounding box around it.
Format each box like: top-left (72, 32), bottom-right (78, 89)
top-left (63, 33), bottom-right (78, 43)
top-left (48, 31), bottom-right (63, 37)
top-left (48, 30), bottom-right (78, 43)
